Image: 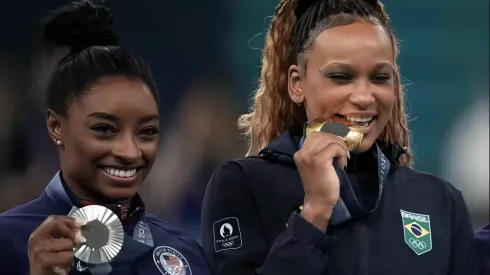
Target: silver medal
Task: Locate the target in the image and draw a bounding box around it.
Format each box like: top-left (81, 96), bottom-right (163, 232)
top-left (70, 205), bottom-right (124, 264)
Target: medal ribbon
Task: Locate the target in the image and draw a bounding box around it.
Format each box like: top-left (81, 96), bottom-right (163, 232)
top-left (299, 138), bottom-right (390, 225)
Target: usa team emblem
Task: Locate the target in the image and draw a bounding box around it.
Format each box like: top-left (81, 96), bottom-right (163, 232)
top-left (400, 209), bottom-right (432, 255)
top-left (153, 246), bottom-right (192, 275)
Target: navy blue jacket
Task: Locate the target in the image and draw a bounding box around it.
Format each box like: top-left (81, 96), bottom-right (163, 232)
top-left (475, 224), bottom-right (489, 275)
top-left (202, 131), bottom-right (479, 275)
top-left (0, 172), bottom-right (210, 275)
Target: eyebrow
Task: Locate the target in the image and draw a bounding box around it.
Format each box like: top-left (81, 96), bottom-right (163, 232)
top-left (373, 62), bottom-right (394, 71)
top-left (86, 112), bottom-right (159, 123)
top-left (322, 62), bottom-right (394, 71)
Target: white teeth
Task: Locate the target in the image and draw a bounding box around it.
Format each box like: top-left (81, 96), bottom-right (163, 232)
top-left (346, 116), bottom-right (373, 123)
top-left (102, 167), bottom-right (137, 178)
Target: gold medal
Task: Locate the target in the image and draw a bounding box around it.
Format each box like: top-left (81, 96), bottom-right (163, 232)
top-left (305, 118), bottom-right (364, 151)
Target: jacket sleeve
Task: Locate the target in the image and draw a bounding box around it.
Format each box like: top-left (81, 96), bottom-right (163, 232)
top-left (201, 160), bottom-right (335, 275)
top-left (475, 224), bottom-right (490, 275)
top-left (448, 190), bottom-right (480, 275)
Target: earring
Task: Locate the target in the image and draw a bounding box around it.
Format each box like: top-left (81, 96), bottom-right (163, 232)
top-left (55, 139), bottom-right (62, 146)
top-left (296, 97), bottom-right (301, 101)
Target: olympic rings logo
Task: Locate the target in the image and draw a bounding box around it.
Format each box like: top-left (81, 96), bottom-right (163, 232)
top-left (409, 238), bottom-right (426, 249)
top-left (222, 241), bottom-right (234, 247)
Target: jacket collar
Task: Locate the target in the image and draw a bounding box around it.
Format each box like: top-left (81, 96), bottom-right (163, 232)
top-left (45, 171), bottom-right (145, 222)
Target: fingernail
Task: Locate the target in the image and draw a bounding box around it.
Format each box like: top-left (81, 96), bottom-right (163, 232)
top-left (75, 218), bottom-right (87, 227)
top-left (76, 231), bottom-right (87, 244)
top-left (347, 151), bottom-right (351, 159)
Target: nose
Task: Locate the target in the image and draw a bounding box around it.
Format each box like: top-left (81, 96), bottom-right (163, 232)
top-left (112, 134), bottom-right (142, 164)
top-left (350, 80), bottom-right (376, 109)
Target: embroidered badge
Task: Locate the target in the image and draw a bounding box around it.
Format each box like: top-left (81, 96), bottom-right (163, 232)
top-left (153, 246), bottom-right (192, 275)
top-left (213, 217), bottom-right (243, 252)
top-left (400, 209), bottom-right (432, 255)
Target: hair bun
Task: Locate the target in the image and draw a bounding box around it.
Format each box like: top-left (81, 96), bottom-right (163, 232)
top-left (42, 0), bottom-right (117, 51)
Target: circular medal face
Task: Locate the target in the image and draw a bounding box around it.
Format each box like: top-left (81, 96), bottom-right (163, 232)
top-left (70, 205), bottom-right (124, 264)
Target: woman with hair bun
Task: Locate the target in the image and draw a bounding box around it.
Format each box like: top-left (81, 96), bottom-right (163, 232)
top-left (201, 0), bottom-right (479, 274)
top-left (0, 1), bottom-right (210, 274)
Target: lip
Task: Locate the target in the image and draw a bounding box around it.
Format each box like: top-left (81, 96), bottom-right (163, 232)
top-left (99, 167), bottom-right (139, 186)
top-left (339, 112), bottom-right (377, 117)
top-left (100, 165), bottom-right (143, 170)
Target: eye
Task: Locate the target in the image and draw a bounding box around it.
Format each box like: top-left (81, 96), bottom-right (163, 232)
top-left (140, 127), bottom-right (159, 137)
top-left (325, 73), bottom-right (353, 83)
top-left (91, 124), bottom-right (117, 136)
top-left (371, 73), bottom-right (392, 84)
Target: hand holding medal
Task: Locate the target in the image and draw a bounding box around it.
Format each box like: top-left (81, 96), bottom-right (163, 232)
top-left (27, 205), bottom-right (124, 275)
top-left (27, 216), bottom-right (85, 275)
top-left (294, 117), bottom-right (365, 231)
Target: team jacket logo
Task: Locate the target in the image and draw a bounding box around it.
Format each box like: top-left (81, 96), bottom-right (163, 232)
top-left (153, 246), bottom-right (192, 275)
top-left (213, 217), bottom-right (242, 252)
top-left (75, 260), bottom-right (88, 272)
top-left (400, 209), bottom-right (432, 255)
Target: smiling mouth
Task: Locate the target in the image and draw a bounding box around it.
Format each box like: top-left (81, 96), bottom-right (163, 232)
top-left (333, 114), bottom-right (376, 127)
top-left (100, 167), bottom-right (139, 178)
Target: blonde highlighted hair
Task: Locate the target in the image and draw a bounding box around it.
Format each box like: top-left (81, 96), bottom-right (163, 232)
top-left (238, 0), bottom-right (412, 166)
